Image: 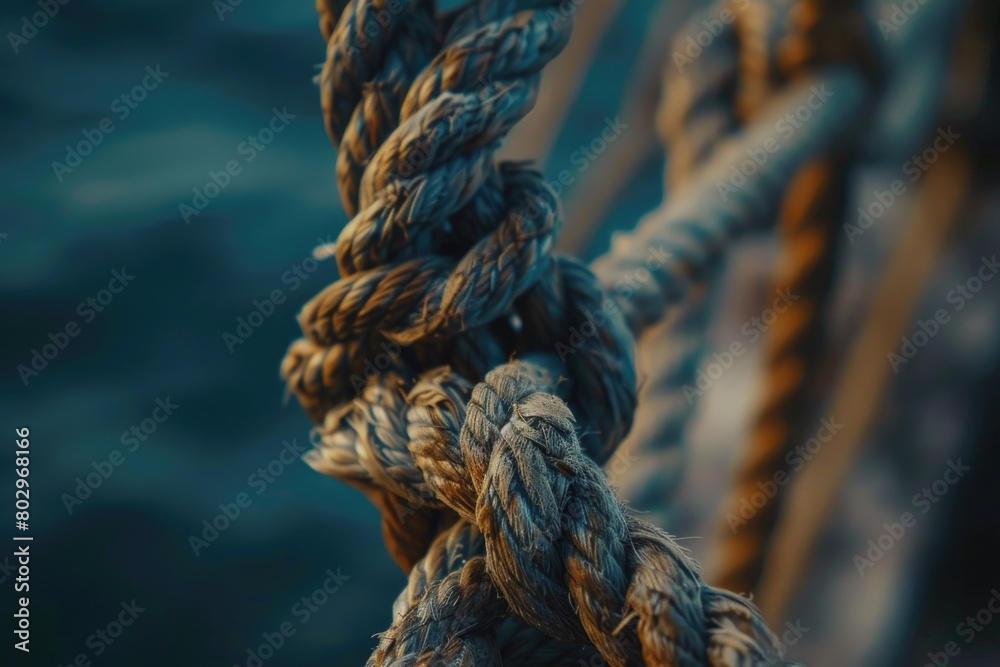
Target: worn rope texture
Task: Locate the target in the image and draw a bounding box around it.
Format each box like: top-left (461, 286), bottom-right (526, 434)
top-left (711, 0), bottom-right (872, 596)
top-left (284, 0), bottom-right (794, 664)
top-left (733, 0), bottom-right (875, 119)
top-left (615, 1), bottom-right (742, 514)
top-left (712, 157), bottom-right (847, 594)
top-left (367, 362), bottom-right (784, 666)
top-left (589, 65), bottom-right (868, 333)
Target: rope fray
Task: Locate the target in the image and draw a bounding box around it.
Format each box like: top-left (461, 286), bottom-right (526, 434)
top-left (363, 361), bottom-right (783, 666)
top-left (284, 0), bottom-right (790, 664)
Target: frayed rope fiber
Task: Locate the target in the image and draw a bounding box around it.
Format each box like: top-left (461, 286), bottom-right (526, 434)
top-left (282, 1), bottom-right (791, 664)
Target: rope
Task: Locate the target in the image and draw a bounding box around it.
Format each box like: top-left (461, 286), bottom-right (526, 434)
top-left (614, 0), bottom-right (741, 514)
top-left (282, 0), bottom-right (800, 665)
top-left (589, 66), bottom-right (868, 331)
top-left (710, 0), bottom-right (869, 595)
top-left (754, 0), bottom-right (981, 622)
top-left (283, 1), bottom-right (872, 664)
top-left (712, 156), bottom-right (847, 594)
top-left (367, 360), bottom-right (785, 666)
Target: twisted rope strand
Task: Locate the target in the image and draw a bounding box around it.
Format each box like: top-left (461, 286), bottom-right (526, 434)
top-left (282, 0), bottom-right (868, 663)
top-left (590, 66), bottom-right (868, 332)
top-left (367, 360), bottom-right (785, 666)
top-left (712, 0), bottom-right (872, 596)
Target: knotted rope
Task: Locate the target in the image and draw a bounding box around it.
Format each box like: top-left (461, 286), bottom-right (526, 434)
top-left (284, 1), bottom-right (801, 664)
top-left (362, 360), bottom-right (783, 666)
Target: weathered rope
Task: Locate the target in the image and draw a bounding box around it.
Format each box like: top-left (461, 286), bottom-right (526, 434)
top-left (710, 0), bottom-right (871, 595)
top-left (589, 66), bottom-right (868, 332)
top-left (368, 361), bottom-right (785, 666)
top-left (615, 0), bottom-right (742, 513)
top-left (283, 1), bottom-right (876, 664)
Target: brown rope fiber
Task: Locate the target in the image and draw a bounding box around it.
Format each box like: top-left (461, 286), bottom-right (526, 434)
top-left (286, 1), bottom-right (797, 664)
top-left (283, 1), bottom-right (883, 664)
top-left (711, 0), bottom-right (871, 596)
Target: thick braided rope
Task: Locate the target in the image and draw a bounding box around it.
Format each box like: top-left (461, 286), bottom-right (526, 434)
top-left (276, 3), bottom-right (928, 664)
top-left (378, 520), bottom-right (607, 666)
top-left (285, 1), bottom-right (832, 664)
top-left (290, 3), bottom-right (636, 461)
top-left (370, 521), bottom-right (507, 666)
top-left (616, 1), bottom-right (742, 513)
top-left (365, 361), bottom-right (785, 666)
top-left (300, 0), bottom-right (636, 642)
top-left (309, 359), bottom-right (787, 664)
top-left (712, 0), bottom-right (872, 595)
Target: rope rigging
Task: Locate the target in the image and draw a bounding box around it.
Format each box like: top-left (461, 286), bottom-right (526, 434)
top-left (282, 0), bottom-right (887, 664)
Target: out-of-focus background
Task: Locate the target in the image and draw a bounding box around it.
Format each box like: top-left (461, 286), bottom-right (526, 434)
top-left (1, 1), bottom-right (997, 666)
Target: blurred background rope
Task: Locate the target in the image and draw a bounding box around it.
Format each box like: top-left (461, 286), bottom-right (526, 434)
top-left (755, 0), bottom-right (986, 621)
top-left (757, 144), bottom-right (975, 624)
top-left (710, 0), bottom-right (872, 596)
top-left (611, 0), bottom-right (741, 517)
